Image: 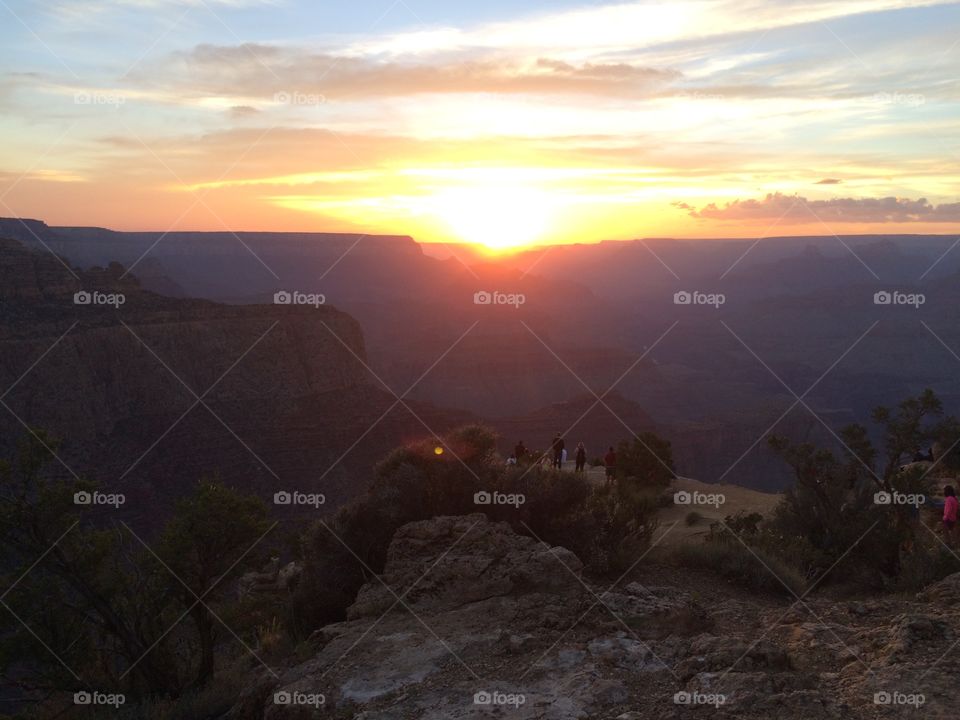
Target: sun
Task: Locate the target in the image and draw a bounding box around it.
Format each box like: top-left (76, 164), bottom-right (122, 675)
top-left (428, 185), bottom-right (555, 251)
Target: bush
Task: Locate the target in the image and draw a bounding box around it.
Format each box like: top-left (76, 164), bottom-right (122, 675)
top-left (893, 534), bottom-right (960, 593)
top-left (295, 425), bottom-right (504, 630)
top-left (615, 432), bottom-right (675, 489)
top-left (768, 437), bottom-right (936, 588)
top-left (566, 480), bottom-right (659, 574)
top-left (724, 511), bottom-right (763, 536)
top-left (672, 540), bottom-right (806, 597)
top-left (685, 511), bottom-right (703, 526)
top-left (295, 425), bottom-right (662, 630)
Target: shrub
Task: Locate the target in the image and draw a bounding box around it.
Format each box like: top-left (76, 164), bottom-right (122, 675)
top-left (567, 480), bottom-right (659, 574)
top-left (295, 425), bottom-right (502, 630)
top-left (685, 511), bottom-right (703, 527)
top-left (721, 511), bottom-right (764, 536)
top-left (893, 533), bottom-right (960, 592)
top-left (763, 390), bottom-right (960, 589)
top-left (672, 540), bottom-right (806, 597)
top-left (615, 432), bottom-right (675, 489)
top-left (295, 425), bottom-right (662, 630)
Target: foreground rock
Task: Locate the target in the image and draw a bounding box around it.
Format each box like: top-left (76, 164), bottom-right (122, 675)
top-left (228, 515), bottom-right (960, 720)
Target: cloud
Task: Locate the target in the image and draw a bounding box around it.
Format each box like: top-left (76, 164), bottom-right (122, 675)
top-left (816, 178), bottom-right (842, 184)
top-left (138, 44), bottom-right (681, 100)
top-left (346, 0), bottom-right (958, 59)
top-left (684, 193), bottom-right (960, 223)
top-left (229, 105), bottom-right (260, 117)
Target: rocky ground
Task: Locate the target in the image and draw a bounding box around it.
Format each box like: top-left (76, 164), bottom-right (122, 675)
top-left (227, 514), bottom-right (960, 720)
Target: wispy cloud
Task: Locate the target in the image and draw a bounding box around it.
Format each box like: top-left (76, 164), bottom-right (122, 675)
top-left (134, 44), bottom-right (681, 100)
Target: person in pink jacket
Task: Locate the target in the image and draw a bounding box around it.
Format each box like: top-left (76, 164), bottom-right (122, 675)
top-left (944, 485), bottom-right (958, 547)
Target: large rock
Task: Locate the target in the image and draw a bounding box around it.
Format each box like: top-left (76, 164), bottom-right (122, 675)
top-left (232, 514), bottom-right (960, 720)
top-left (348, 513), bottom-right (585, 619)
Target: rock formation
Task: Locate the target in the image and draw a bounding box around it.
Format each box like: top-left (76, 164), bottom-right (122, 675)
top-left (225, 513), bottom-right (960, 719)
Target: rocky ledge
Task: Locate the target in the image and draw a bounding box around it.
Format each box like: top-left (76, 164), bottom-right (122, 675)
top-left (228, 514), bottom-right (960, 720)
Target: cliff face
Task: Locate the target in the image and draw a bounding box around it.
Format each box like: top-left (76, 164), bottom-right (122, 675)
top-left (0, 238), bottom-right (473, 525)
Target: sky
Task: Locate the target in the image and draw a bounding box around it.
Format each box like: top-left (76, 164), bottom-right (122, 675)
top-left (1, 0), bottom-right (959, 249)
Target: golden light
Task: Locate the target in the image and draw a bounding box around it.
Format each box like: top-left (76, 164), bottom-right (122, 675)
top-left (434, 446), bottom-right (445, 456)
top-left (427, 184), bottom-right (555, 251)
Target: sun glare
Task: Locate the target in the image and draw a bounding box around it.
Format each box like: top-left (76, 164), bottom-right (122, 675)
top-left (428, 185), bottom-right (555, 251)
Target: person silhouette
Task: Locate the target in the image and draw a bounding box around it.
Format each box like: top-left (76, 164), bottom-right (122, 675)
top-left (551, 432), bottom-right (565, 469)
top-left (575, 442), bottom-right (586, 472)
top-left (604, 446), bottom-right (616, 482)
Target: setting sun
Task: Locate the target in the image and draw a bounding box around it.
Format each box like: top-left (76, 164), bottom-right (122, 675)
top-left (427, 185), bottom-right (556, 251)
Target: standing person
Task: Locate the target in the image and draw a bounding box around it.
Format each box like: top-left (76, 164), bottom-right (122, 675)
top-left (551, 432), bottom-right (565, 470)
top-left (575, 442), bottom-right (587, 473)
top-left (944, 485), bottom-right (958, 547)
top-left (604, 446), bottom-right (617, 482)
top-left (514, 440), bottom-right (527, 464)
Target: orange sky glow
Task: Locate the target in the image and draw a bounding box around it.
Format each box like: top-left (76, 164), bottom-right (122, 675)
top-left (2, 0), bottom-right (959, 250)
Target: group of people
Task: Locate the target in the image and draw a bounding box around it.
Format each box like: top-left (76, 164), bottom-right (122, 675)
top-left (505, 433), bottom-right (619, 480)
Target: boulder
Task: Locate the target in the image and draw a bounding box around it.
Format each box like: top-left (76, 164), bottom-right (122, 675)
top-left (347, 513), bottom-right (585, 619)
